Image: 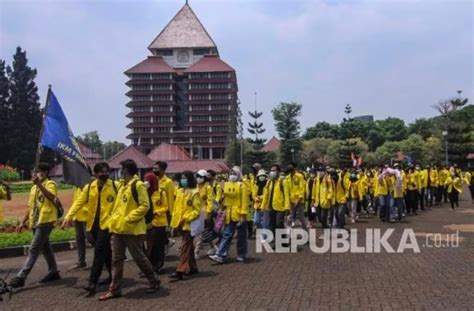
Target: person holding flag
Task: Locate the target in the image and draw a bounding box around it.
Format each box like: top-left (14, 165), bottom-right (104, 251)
top-left (9, 163), bottom-right (61, 288)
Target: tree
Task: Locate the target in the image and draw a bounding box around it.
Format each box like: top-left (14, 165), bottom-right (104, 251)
top-left (326, 138), bottom-right (369, 168)
top-left (5, 47), bottom-right (42, 174)
top-left (225, 99), bottom-right (244, 167)
top-left (77, 131), bottom-right (103, 154)
top-left (373, 141), bottom-right (401, 166)
top-left (303, 122), bottom-right (340, 140)
top-left (343, 104), bottom-right (353, 122)
top-left (301, 138), bottom-right (333, 166)
top-left (376, 117), bottom-right (408, 142)
top-left (247, 110), bottom-right (266, 148)
top-left (272, 102), bottom-right (303, 167)
top-left (103, 141), bottom-right (127, 160)
top-left (398, 134), bottom-right (426, 165)
top-left (0, 60), bottom-right (9, 164)
top-left (408, 118), bottom-right (440, 140)
top-left (424, 136), bottom-right (443, 164)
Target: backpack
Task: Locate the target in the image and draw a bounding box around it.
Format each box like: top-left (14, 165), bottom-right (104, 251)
top-left (53, 197), bottom-right (64, 219)
top-left (128, 180), bottom-right (154, 224)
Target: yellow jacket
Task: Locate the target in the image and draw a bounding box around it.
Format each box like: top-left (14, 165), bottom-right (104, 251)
top-left (439, 169), bottom-right (449, 186)
top-left (465, 172), bottom-right (472, 186)
top-left (358, 175), bottom-right (368, 199)
top-left (66, 179), bottom-right (120, 231)
top-left (287, 172), bottom-right (306, 205)
top-left (262, 178), bottom-right (290, 212)
top-left (171, 187), bottom-right (202, 231)
top-left (71, 187), bottom-right (88, 222)
top-left (210, 181), bottom-right (223, 204)
top-left (406, 172), bottom-right (418, 191)
top-left (108, 176), bottom-right (149, 235)
top-left (419, 170), bottom-right (428, 188)
top-left (158, 175), bottom-right (175, 213)
top-left (429, 170), bottom-right (439, 187)
top-left (222, 181), bottom-right (249, 224)
top-left (313, 175), bottom-right (333, 209)
top-left (198, 182), bottom-right (214, 214)
top-left (0, 185), bottom-right (8, 222)
top-left (333, 178), bottom-right (347, 205)
top-left (28, 179), bottom-right (58, 228)
top-left (375, 175), bottom-right (390, 196)
top-left (447, 176), bottom-right (463, 193)
top-left (252, 181), bottom-right (267, 210)
top-left (151, 189), bottom-right (168, 227)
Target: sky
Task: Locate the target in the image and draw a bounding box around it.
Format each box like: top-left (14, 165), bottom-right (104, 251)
top-left (1, 0), bottom-right (472, 144)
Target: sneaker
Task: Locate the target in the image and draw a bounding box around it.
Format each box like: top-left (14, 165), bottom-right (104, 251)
top-left (208, 254), bottom-right (223, 264)
top-left (39, 271), bottom-right (61, 284)
top-left (236, 257), bottom-right (245, 262)
top-left (351, 218), bottom-right (356, 224)
top-left (9, 276), bottom-right (25, 288)
top-left (145, 280), bottom-right (161, 293)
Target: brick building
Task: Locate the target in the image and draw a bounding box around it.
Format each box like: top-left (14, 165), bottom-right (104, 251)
top-left (125, 2), bottom-right (238, 159)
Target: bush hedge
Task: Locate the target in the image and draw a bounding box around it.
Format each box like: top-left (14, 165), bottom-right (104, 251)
top-left (9, 182), bottom-right (73, 193)
top-left (0, 228), bottom-right (76, 248)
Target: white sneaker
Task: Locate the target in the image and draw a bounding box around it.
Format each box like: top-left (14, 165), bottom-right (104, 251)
top-left (351, 218), bottom-right (356, 224)
top-left (208, 254), bottom-right (223, 264)
top-left (236, 257), bottom-right (245, 262)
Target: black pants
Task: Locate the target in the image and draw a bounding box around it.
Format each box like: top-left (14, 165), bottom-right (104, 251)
top-left (419, 188), bottom-right (425, 210)
top-left (320, 208), bottom-right (329, 229)
top-left (88, 226), bottom-right (112, 285)
top-left (269, 209), bottom-right (285, 236)
top-left (75, 221), bottom-right (87, 266)
top-left (449, 190), bottom-right (459, 209)
top-left (146, 226), bottom-right (167, 272)
top-left (306, 201), bottom-right (316, 221)
top-left (406, 190), bottom-right (418, 214)
top-left (441, 186), bottom-right (448, 203)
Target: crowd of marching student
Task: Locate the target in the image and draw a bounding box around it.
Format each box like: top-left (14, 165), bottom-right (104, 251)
top-left (1, 159), bottom-right (473, 301)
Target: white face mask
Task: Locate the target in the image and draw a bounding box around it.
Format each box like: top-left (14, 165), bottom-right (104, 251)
top-left (258, 176), bottom-right (266, 182)
top-left (36, 173), bottom-right (44, 180)
top-left (196, 177), bottom-right (205, 184)
top-left (144, 181), bottom-right (150, 189)
top-left (280, 175), bottom-right (286, 180)
top-left (269, 172), bottom-right (277, 180)
top-left (229, 175), bottom-right (238, 182)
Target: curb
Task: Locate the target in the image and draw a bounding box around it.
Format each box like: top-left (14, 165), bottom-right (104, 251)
top-left (0, 240), bottom-right (84, 259)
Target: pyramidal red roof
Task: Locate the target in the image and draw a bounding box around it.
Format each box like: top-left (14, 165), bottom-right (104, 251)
top-left (262, 136), bottom-right (281, 152)
top-left (125, 56), bottom-right (175, 74)
top-left (107, 145), bottom-right (154, 169)
top-left (148, 143), bottom-right (192, 162)
top-left (184, 55), bottom-right (234, 73)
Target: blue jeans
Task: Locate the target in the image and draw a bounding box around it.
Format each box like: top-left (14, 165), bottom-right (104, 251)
top-left (254, 210), bottom-right (269, 240)
top-left (393, 198), bottom-right (405, 221)
top-left (379, 195), bottom-right (391, 221)
top-left (217, 221), bottom-right (248, 259)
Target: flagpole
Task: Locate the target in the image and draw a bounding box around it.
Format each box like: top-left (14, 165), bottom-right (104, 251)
top-left (34, 84), bottom-right (52, 172)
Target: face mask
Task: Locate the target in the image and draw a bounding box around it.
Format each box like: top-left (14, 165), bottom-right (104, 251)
top-left (144, 181), bottom-right (150, 189)
top-left (269, 172), bottom-right (277, 180)
top-left (36, 173), bottom-right (44, 180)
top-left (196, 177), bottom-right (204, 184)
top-left (180, 179), bottom-right (188, 188)
top-left (280, 175), bottom-right (286, 180)
top-left (229, 175), bottom-right (238, 182)
top-left (258, 176), bottom-right (266, 182)
top-left (153, 170), bottom-right (160, 176)
top-left (98, 174), bottom-right (109, 182)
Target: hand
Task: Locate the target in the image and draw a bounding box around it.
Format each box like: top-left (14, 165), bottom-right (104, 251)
top-left (32, 175), bottom-right (40, 185)
top-left (16, 224), bottom-right (26, 233)
top-left (178, 219), bottom-right (185, 228)
top-left (61, 219), bottom-right (73, 229)
top-left (240, 215), bottom-right (247, 223)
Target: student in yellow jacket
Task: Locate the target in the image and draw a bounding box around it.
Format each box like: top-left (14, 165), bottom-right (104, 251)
top-left (63, 163), bottom-right (119, 295)
top-left (10, 163), bottom-right (60, 289)
top-left (428, 166), bottom-right (440, 205)
top-left (209, 166), bottom-right (249, 264)
top-left (405, 168), bottom-right (419, 215)
top-left (143, 172), bottom-right (168, 274)
top-left (305, 169), bottom-right (318, 227)
top-left (0, 179), bottom-right (12, 223)
top-left (99, 160), bottom-right (160, 301)
top-left (261, 164), bottom-right (290, 236)
top-left (465, 170), bottom-right (474, 205)
top-left (446, 172), bottom-right (463, 210)
top-left (347, 171), bottom-right (360, 224)
top-left (312, 171), bottom-right (334, 229)
top-left (330, 171), bottom-right (347, 230)
top-left (286, 163), bottom-right (307, 228)
top-left (194, 169), bottom-right (215, 259)
top-left (252, 169), bottom-right (268, 233)
top-left (69, 186), bottom-right (89, 270)
top-left (376, 168), bottom-right (391, 222)
top-left (439, 166), bottom-right (450, 204)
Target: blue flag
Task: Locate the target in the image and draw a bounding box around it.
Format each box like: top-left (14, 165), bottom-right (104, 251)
top-left (40, 90), bottom-right (90, 187)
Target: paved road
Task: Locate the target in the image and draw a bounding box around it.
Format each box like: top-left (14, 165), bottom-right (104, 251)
top-left (1, 194), bottom-right (473, 310)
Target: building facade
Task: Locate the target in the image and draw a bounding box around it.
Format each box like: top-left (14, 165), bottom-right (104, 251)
top-left (125, 3), bottom-right (238, 159)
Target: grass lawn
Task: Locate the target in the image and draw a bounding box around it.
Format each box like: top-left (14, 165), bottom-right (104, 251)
top-left (0, 227), bottom-right (76, 248)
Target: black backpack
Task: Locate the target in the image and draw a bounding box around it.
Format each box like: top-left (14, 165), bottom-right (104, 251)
top-left (128, 180), bottom-right (154, 224)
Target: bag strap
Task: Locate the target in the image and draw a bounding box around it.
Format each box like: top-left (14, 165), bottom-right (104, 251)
top-left (131, 180), bottom-right (139, 205)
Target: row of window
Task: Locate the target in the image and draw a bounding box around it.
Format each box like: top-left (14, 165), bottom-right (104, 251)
top-left (192, 126), bottom-right (228, 132)
top-left (129, 73), bottom-right (173, 80)
top-left (132, 105), bottom-right (172, 112)
top-left (189, 72), bottom-right (231, 79)
top-left (189, 94), bottom-right (233, 100)
top-left (133, 127), bottom-right (171, 134)
top-left (131, 95), bottom-right (173, 101)
top-left (132, 137), bottom-right (227, 145)
top-left (189, 83), bottom-right (231, 90)
top-left (130, 84), bottom-right (173, 91)
top-left (190, 115), bottom-right (228, 122)
top-left (133, 116), bottom-right (173, 123)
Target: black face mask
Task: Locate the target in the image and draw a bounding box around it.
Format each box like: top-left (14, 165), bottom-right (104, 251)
top-left (98, 174), bottom-right (109, 182)
top-left (153, 170), bottom-right (160, 177)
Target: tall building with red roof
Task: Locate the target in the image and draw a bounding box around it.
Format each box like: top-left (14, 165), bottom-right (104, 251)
top-left (125, 2), bottom-right (238, 160)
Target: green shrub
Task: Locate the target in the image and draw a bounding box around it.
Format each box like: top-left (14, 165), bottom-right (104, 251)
top-left (10, 182), bottom-right (74, 193)
top-left (0, 164), bottom-right (21, 181)
top-left (0, 228), bottom-right (76, 248)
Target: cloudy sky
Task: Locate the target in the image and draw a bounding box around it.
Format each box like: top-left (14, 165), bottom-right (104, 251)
top-left (1, 0), bottom-right (472, 143)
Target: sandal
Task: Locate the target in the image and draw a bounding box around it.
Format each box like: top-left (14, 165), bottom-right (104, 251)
top-left (98, 292), bottom-right (121, 301)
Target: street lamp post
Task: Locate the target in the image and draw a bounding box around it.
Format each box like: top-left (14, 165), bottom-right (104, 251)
top-left (442, 130), bottom-right (448, 165)
top-left (291, 147), bottom-right (295, 162)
